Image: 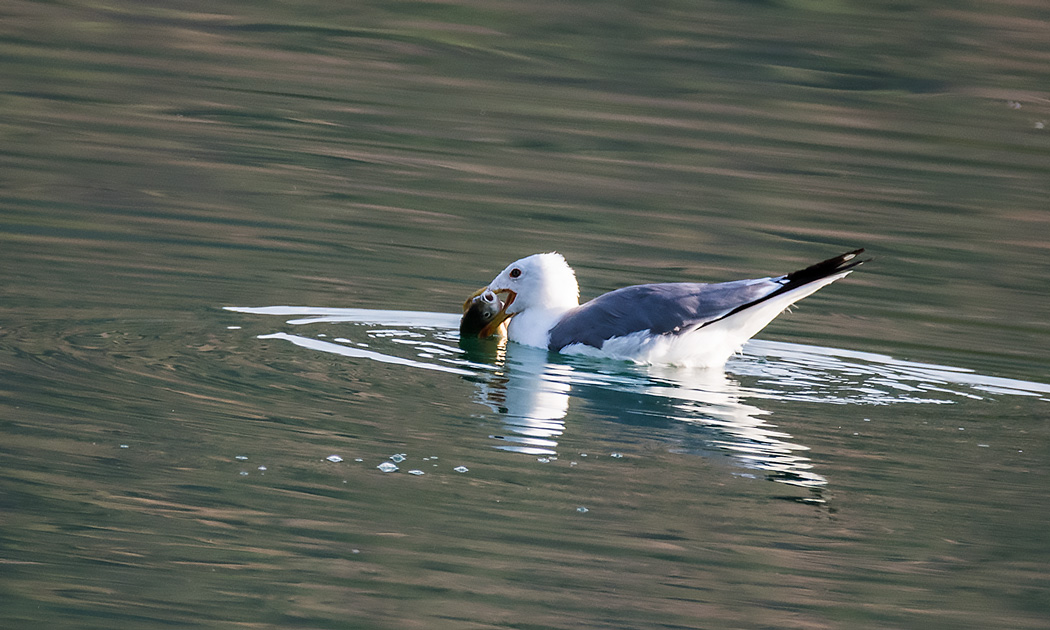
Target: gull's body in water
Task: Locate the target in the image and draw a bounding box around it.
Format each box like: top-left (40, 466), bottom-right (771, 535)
top-left (469, 250), bottom-right (865, 368)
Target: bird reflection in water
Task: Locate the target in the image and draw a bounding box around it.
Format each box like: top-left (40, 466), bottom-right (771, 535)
top-left (225, 305), bottom-right (831, 494)
top-left (460, 333), bottom-right (826, 490)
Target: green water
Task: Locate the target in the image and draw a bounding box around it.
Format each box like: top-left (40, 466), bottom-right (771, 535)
top-left (2, 1), bottom-right (1049, 628)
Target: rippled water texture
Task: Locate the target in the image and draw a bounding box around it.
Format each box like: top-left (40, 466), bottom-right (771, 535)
top-left (230, 305), bottom-right (1050, 491)
top-left (2, 1), bottom-right (1049, 629)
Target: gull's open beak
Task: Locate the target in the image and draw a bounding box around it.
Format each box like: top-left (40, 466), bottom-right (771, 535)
top-left (479, 288), bottom-right (515, 338)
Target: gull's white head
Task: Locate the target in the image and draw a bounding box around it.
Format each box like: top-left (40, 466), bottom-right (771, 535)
top-left (477, 253), bottom-right (579, 338)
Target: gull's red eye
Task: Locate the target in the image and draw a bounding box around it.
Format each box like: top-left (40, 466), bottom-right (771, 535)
top-left (509, 268), bottom-right (522, 279)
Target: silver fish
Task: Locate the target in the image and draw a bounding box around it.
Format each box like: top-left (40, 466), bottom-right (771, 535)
top-left (460, 288), bottom-right (503, 338)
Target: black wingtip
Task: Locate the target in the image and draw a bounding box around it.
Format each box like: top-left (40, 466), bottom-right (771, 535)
top-left (784, 248), bottom-right (867, 286)
top-left (698, 248), bottom-right (868, 330)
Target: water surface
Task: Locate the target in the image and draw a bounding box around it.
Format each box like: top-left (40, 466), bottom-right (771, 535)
top-left (2, 1), bottom-right (1049, 629)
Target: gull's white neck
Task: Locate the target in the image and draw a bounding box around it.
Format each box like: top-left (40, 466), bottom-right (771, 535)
top-left (507, 305), bottom-right (574, 348)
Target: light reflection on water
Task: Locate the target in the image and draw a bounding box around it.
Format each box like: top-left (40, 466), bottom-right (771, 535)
top-left (227, 305), bottom-right (1049, 492)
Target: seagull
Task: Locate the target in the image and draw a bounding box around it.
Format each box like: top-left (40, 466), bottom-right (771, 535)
top-left (469, 249), bottom-right (865, 367)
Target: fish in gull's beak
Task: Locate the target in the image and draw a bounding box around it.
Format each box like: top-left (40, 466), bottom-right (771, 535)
top-left (461, 286), bottom-right (491, 313)
top-left (480, 288), bottom-right (515, 338)
top-left (459, 286), bottom-right (515, 339)
top-left (460, 287), bottom-right (513, 339)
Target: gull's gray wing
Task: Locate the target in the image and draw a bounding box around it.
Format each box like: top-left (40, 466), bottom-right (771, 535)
top-left (547, 249), bottom-right (867, 352)
top-left (548, 278), bottom-right (777, 351)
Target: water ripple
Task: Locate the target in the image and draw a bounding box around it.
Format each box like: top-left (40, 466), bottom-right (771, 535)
top-left (226, 305), bottom-right (1050, 490)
